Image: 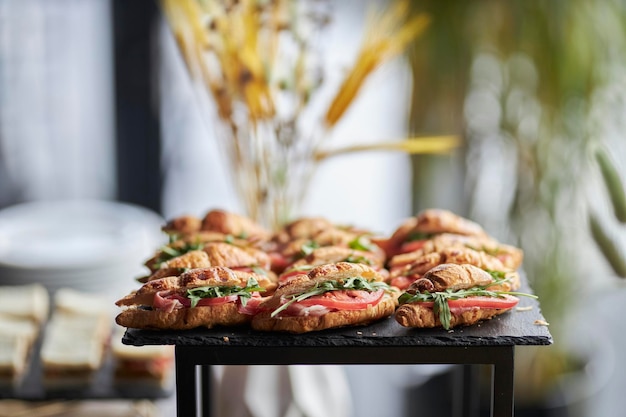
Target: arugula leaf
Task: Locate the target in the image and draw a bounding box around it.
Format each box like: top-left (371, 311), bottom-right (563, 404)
top-left (433, 293), bottom-right (451, 330)
top-left (300, 240), bottom-right (320, 257)
top-left (398, 286), bottom-right (538, 330)
top-left (270, 277), bottom-right (390, 318)
top-left (344, 255), bottom-right (373, 265)
top-left (348, 236), bottom-right (376, 252)
top-left (187, 277), bottom-right (264, 308)
top-left (251, 266), bottom-right (268, 276)
top-left (486, 270), bottom-right (507, 281)
top-left (152, 241), bottom-right (205, 269)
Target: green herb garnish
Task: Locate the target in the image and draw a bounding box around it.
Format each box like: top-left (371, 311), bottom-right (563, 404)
top-left (300, 240), bottom-right (320, 257)
top-left (344, 255), bottom-right (373, 265)
top-left (270, 277), bottom-right (390, 318)
top-left (187, 277), bottom-right (264, 308)
top-left (348, 236), bottom-right (376, 252)
top-left (486, 270), bottom-right (507, 281)
top-left (251, 265), bottom-right (268, 276)
top-left (398, 286), bottom-right (538, 330)
top-left (152, 241), bottom-right (205, 269)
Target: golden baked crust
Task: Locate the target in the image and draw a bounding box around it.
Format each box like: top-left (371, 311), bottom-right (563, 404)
top-left (116, 267), bottom-right (276, 307)
top-left (203, 242), bottom-right (271, 270)
top-left (201, 209), bottom-right (270, 241)
top-left (392, 233), bottom-right (524, 270)
top-left (115, 303), bottom-right (250, 330)
top-left (410, 262), bottom-right (520, 292)
top-left (394, 302), bottom-right (511, 328)
top-left (272, 217), bottom-right (335, 244)
top-left (414, 209), bottom-right (487, 237)
top-left (144, 250), bottom-right (212, 282)
top-left (251, 294), bottom-right (397, 333)
top-left (307, 262), bottom-right (383, 283)
top-left (413, 263), bottom-right (494, 292)
top-left (162, 215), bottom-right (202, 235)
top-left (287, 246), bottom-right (385, 271)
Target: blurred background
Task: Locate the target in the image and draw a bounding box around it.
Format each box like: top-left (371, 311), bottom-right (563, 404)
top-left (1, 0), bottom-right (626, 416)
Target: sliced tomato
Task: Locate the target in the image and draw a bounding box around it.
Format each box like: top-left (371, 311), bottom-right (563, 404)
top-left (195, 295), bottom-right (238, 306)
top-left (297, 289), bottom-right (385, 310)
top-left (417, 295), bottom-right (519, 310)
top-left (399, 240), bottom-right (427, 254)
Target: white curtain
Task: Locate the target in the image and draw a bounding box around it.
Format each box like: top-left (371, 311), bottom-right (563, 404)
top-left (0, 0), bottom-right (115, 206)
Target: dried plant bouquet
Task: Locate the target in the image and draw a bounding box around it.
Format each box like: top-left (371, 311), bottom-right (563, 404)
top-left (162, 0), bottom-right (458, 229)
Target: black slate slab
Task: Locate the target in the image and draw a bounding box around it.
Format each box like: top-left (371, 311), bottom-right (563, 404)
top-left (123, 278), bottom-right (552, 349)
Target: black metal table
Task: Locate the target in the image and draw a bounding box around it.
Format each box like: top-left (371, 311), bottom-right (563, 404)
top-left (123, 285), bottom-right (552, 417)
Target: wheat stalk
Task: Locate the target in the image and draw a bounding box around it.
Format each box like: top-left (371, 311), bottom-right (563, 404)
top-left (324, 3), bottom-right (430, 127)
top-left (314, 135), bottom-right (461, 162)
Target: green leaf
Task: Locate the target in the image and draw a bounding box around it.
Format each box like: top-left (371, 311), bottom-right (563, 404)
top-left (348, 236), bottom-right (376, 252)
top-left (153, 241), bottom-right (206, 269)
top-left (187, 277), bottom-right (264, 308)
top-left (300, 240), bottom-right (320, 256)
top-left (486, 270), bottom-right (507, 281)
top-left (344, 254), bottom-right (373, 265)
top-left (270, 277), bottom-right (391, 318)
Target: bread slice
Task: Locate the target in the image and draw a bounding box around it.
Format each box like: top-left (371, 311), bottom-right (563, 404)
top-left (0, 314), bottom-right (40, 347)
top-left (0, 334), bottom-right (29, 385)
top-left (40, 310), bottom-right (110, 389)
top-left (0, 284), bottom-right (49, 324)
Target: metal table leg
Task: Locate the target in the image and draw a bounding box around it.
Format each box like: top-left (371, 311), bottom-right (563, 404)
top-left (491, 346), bottom-right (515, 417)
top-left (176, 346), bottom-right (198, 417)
top-left (453, 365), bottom-right (480, 417)
top-left (200, 365), bottom-right (212, 417)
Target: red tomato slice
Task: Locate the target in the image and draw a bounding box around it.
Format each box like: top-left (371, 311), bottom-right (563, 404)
top-left (399, 240), bottom-right (427, 254)
top-left (195, 295), bottom-right (238, 306)
top-left (297, 289), bottom-right (384, 310)
top-left (418, 295), bottom-right (519, 310)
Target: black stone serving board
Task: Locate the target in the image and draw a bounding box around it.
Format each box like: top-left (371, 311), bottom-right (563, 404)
top-left (123, 279), bottom-right (552, 350)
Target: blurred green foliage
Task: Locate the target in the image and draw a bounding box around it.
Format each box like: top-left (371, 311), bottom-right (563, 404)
top-left (406, 0), bottom-right (626, 406)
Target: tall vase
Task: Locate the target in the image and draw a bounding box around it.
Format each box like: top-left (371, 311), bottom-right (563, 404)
top-left (216, 117), bottom-right (319, 231)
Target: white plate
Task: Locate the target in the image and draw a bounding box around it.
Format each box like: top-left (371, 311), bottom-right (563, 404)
top-left (0, 200), bottom-right (166, 294)
top-left (0, 200), bottom-right (164, 269)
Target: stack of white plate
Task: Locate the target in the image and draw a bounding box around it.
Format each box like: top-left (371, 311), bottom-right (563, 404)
top-left (0, 200), bottom-right (166, 300)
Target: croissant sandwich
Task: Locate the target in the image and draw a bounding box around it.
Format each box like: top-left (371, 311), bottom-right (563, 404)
top-left (395, 263), bottom-right (532, 330)
top-left (116, 267), bottom-right (277, 330)
top-left (251, 262), bottom-right (398, 333)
